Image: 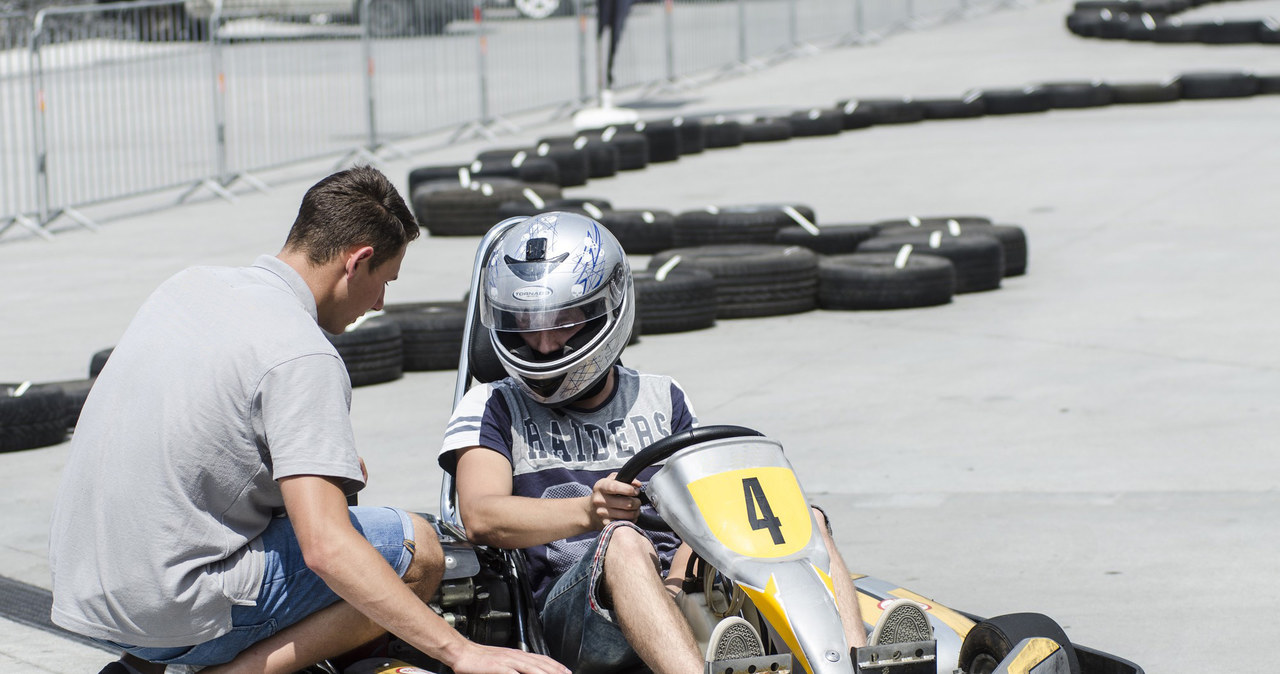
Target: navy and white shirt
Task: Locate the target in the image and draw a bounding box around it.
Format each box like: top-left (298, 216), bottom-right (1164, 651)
top-left (440, 365), bottom-right (697, 606)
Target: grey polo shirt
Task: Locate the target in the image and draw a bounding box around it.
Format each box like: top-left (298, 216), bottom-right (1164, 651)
top-left (49, 255), bottom-right (365, 647)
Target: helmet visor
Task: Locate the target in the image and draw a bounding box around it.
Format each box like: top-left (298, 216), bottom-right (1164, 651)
top-left (481, 264), bottom-right (624, 333)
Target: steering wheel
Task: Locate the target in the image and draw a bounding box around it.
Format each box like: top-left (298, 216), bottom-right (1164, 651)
top-left (614, 424), bottom-right (764, 531)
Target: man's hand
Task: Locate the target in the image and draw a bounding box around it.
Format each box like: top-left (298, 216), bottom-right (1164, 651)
top-left (587, 472), bottom-right (643, 528)
top-left (447, 642), bottom-right (570, 674)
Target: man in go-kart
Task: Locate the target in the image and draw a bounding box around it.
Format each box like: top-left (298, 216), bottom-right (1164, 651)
top-left (438, 212), bottom-right (933, 673)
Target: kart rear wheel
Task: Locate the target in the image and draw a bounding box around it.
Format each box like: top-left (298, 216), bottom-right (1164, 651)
top-left (959, 613), bottom-right (1081, 674)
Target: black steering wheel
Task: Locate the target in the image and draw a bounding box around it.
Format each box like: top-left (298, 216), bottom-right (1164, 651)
top-left (615, 425), bottom-right (764, 531)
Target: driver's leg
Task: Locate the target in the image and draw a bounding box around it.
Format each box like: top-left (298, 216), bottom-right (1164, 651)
top-left (812, 507), bottom-right (868, 648)
top-left (601, 526), bottom-right (703, 674)
top-left (540, 522), bottom-right (702, 674)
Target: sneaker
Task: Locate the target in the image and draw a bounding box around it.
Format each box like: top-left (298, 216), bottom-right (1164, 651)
top-left (868, 598), bottom-right (933, 646)
top-left (706, 616), bottom-right (766, 663)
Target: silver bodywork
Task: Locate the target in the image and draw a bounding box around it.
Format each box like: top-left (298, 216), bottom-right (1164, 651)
top-left (647, 435), bottom-right (855, 674)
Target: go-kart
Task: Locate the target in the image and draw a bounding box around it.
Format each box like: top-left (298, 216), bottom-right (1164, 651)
top-left (319, 219), bottom-right (1145, 674)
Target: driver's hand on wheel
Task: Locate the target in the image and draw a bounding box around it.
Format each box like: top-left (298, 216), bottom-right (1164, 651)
top-left (588, 472), bottom-right (643, 527)
top-left (448, 642), bottom-right (570, 674)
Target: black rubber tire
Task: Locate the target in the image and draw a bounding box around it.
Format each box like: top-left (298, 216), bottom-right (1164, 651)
top-left (634, 120), bottom-right (682, 162)
top-left (1177, 71), bottom-right (1259, 99)
top-left (836, 97), bottom-right (924, 124)
top-left (383, 301), bottom-right (466, 372)
top-left (533, 142), bottom-right (592, 187)
top-left (1040, 81), bottom-right (1114, 108)
top-left (494, 197), bottom-right (612, 220)
top-left (787, 109), bottom-right (844, 137)
top-left (858, 232), bottom-right (1004, 294)
top-left (415, 182), bottom-right (562, 237)
top-left (958, 613), bottom-right (1081, 674)
top-left (702, 117), bottom-right (745, 148)
top-left (874, 215), bottom-right (993, 228)
top-left (89, 347), bottom-right (114, 378)
top-left (0, 384), bottom-right (71, 452)
top-left (540, 135), bottom-right (621, 179)
top-left (979, 87), bottom-right (1052, 115)
top-left (673, 207), bottom-right (796, 247)
top-left (741, 118), bottom-right (793, 143)
top-left (648, 245), bottom-right (819, 319)
top-left (1258, 73), bottom-right (1280, 94)
top-left (408, 164), bottom-right (470, 195)
top-left (878, 223), bottom-right (1028, 277)
top-left (775, 223), bottom-right (880, 255)
top-left (1149, 20), bottom-right (1201, 42)
top-left (837, 101), bottom-right (877, 130)
top-left (1111, 80), bottom-right (1182, 103)
top-left (18, 379), bottom-right (95, 432)
top-left (597, 209), bottom-right (676, 255)
top-left (671, 116), bottom-right (706, 154)
top-left (469, 156), bottom-right (561, 186)
top-left (580, 128), bottom-right (650, 170)
top-left (818, 253), bottom-right (955, 310)
top-left (326, 315), bottom-right (404, 387)
top-left (633, 268), bottom-right (718, 334)
top-left (1196, 18), bottom-right (1266, 44)
top-left (918, 95), bottom-right (987, 120)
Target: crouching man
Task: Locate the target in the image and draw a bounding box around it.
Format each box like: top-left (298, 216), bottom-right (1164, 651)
top-left (49, 167), bottom-right (568, 674)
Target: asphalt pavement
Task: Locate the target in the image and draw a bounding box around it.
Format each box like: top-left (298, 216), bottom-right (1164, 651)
top-left (2, 0), bottom-right (1279, 671)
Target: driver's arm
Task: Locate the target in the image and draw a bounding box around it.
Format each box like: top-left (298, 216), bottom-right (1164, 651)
top-left (455, 446), bottom-right (641, 549)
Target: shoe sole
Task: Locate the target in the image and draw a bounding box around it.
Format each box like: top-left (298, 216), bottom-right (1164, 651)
top-left (871, 601), bottom-right (933, 646)
top-left (708, 618), bottom-right (766, 662)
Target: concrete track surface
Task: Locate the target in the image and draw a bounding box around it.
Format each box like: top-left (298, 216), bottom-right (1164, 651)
top-left (2, 0), bottom-right (1278, 671)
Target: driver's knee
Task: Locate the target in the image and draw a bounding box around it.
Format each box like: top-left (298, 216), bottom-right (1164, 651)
top-left (402, 513), bottom-right (444, 600)
top-left (601, 524), bottom-right (660, 577)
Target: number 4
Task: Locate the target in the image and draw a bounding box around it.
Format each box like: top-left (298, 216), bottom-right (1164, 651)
top-left (742, 477), bottom-right (785, 545)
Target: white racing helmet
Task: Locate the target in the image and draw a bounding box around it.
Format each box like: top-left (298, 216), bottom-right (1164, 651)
top-left (480, 211), bottom-right (635, 407)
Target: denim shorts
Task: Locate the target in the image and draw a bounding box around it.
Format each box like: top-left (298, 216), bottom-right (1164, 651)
top-left (538, 521), bottom-right (661, 674)
top-left (102, 506), bottom-right (416, 666)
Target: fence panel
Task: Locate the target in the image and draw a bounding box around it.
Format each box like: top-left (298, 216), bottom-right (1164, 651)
top-left (366, 5), bottom-right (483, 143)
top-left (740, 0), bottom-right (790, 62)
top-left (213, 7), bottom-right (366, 175)
top-left (480, 6), bottom-right (583, 122)
top-left (1, 11), bottom-right (36, 231)
top-left (794, 0), bottom-right (856, 47)
top-left (30, 1), bottom-right (215, 222)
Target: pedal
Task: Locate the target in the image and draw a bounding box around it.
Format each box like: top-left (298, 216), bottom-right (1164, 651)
top-left (705, 652), bottom-right (793, 674)
top-left (854, 640), bottom-right (936, 674)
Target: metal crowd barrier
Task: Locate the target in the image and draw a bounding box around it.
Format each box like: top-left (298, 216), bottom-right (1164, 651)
top-left (1, 11), bottom-right (42, 239)
top-left (1, 0), bottom-right (1044, 241)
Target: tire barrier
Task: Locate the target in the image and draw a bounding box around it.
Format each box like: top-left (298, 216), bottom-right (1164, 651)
top-left (857, 230), bottom-right (1006, 294)
top-left (875, 218), bottom-right (1028, 276)
top-left (633, 268), bottom-right (718, 335)
top-left (383, 301), bottom-right (467, 373)
top-left (412, 181), bottom-right (563, 237)
top-left (776, 223), bottom-right (881, 256)
top-left (326, 314), bottom-right (405, 388)
top-left (596, 209), bottom-right (677, 255)
top-left (672, 206), bottom-right (808, 247)
top-left (1065, 0), bottom-right (1280, 45)
top-left (647, 245), bottom-right (820, 319)
top-left (818, 252), bottom-right (956, 311)
top-left (1, 383), bottom-right (71, 453)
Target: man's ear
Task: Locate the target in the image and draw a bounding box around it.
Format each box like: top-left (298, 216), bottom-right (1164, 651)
top-left (345, 246), bottom-right (376, 278)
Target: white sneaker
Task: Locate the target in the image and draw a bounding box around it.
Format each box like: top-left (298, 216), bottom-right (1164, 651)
top-left (706, 616), bottom-right (766, 665)
top-left (868, 598), bottom-right (933, 646)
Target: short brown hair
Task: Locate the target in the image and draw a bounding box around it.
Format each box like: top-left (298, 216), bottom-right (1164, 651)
top-left (284, 165), bottom-right (419, 270)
